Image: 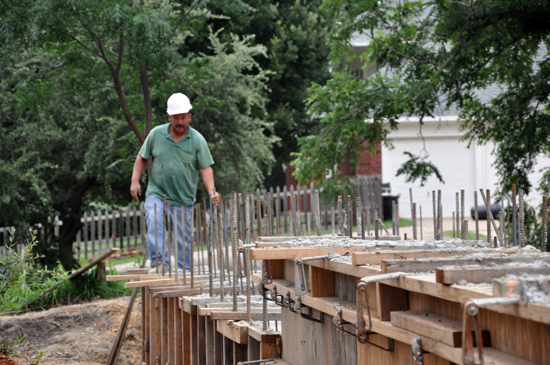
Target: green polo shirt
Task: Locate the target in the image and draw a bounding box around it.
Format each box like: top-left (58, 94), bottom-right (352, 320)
top-left (139, 123), bottom-right (214, 206)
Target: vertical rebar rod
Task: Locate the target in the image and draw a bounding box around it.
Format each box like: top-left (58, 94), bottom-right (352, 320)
top-left (460, 190), bottom-right (465, 240)
top-left (412, 203), bottom-right (417, 240)
top-left (486, 189), bottom-right (492, 246)
top-left (396, 204), bottom-right (399, 236)
top-left (162, 195), bottom-right (167, 276)
top-left (512, 184), bottom-right (517, 246)
top-left (232, 193), bottom-right (238, 311)
top-left (366, 211), bottom-right (371, 236)
top-left (208, 217), bottom-right (214, 297)
top-left (262, 260), bottom-right (268, 330)
top-left (392, 200), bottom-right (396, 236)
top-left (543, 196), bottom-right (548, 252)
top-left (375, 219), bottom-right (379, 240)
top-left (316, 191), bottom-right (322, 236)
top-left (409, 188), bottom-right (414, 228)
top-left (190, 208), bottom-right (194, 288)
top-left (154, 204), bottom-right (158, 275)
top-left (432, 191), bottom-right (436, 240)
top-left (256, 198), bottom-right (261, 239)
top-left (245, 195), bottom-right (251, 309)
top-left (362, 212), bottom-right (366, 240)
top-left (275, 198), bottom-right (281, 237)
top-left (218, 212), bottom-right (224, 302)
top-left (349, 210), bottom-right (353, 238)
top-left (436, 189), bottom-right (443, 241)
top-left (289, 209), bottom-right (294, 237)
top-left (337, 195), bottom-right (343, 236)
top-left (267, 193), bottom-right (273, 237)
top-left (174, 207), bottom-right (178, 283)
top-left (453, 193), bottom-right (462, 238)
top-left (474, 191), bottom-right (479, 240)
top-left (519, 188), bottom-right (525, 248)
top-left (182, 208), bottom-right (186, 285)
top-left (499, 208), bottom-right (506, 248)
top-left (463, 220), bottom-right (468, 242)
top-left (331, 207), bottom-right (335, 237)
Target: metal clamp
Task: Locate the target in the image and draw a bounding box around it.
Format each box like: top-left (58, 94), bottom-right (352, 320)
top-left (283, 290), bottom-right (291, 308)
top-left (334, 308), bottom-right (356, 337)
top-left (294, 295), bottom-right (302, 313)
top-left (356, 272), bottom-right (405, 343)
top-left (461, 295), bottom-right (520, 365)
top-left (294, 255), bottom-right (330, 296)
top-left (462, 301), bottom-right (484, 365)
top-left (411, 334), bottom-right (423, 365)
top-left (270, 285), bottom-right (284, 307)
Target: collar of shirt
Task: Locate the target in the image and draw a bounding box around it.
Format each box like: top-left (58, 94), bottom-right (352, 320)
top-left (161, 123), bottom-right (192, 142)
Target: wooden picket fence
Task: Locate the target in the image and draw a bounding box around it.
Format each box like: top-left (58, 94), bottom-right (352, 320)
top-left (0, 175), bottom-right (382, 259)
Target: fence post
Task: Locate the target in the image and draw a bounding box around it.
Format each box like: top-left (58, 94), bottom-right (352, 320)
top-left (132, 206), bottom-right (138, 248)
top-left (283, 185), bottom-right (288, 234)
top-left (126, 206), bottom-right (131, 249)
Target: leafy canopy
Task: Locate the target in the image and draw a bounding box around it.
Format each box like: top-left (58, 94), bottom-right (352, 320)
top-left (293, 0), bottom-right (550, 196)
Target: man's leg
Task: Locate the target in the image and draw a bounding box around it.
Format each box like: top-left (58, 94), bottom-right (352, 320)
top-left (145, 195), bottom-right (170, 267)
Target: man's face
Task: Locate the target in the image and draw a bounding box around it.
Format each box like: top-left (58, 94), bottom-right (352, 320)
top-left (169, 113), bottom-right (192, 135)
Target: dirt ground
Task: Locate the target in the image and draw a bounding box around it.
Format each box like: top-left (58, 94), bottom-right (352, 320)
top-left (0, 297), bottom-right (142, 365)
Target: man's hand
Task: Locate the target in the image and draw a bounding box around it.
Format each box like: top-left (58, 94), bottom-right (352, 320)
top-left (211, 191), bottom-right (220, 206)
top-left (131, 182), bottom-right (141, 201)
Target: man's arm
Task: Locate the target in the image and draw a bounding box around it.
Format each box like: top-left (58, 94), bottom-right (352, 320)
top-left (200, 166), bottom-right (220, 205)
top-left (130, 155), bottom-right (148, 201)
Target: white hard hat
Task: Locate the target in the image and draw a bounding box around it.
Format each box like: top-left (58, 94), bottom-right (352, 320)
top-left (167, 93), bottom-right (192, 115)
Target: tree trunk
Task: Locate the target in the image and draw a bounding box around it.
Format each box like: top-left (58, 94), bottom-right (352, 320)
top-left (139, 66), bottom-right (153, 138)
top-left (56, 177), bottom-right (98, 270)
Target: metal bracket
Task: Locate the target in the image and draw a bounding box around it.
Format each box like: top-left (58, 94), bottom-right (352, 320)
top-left (294, 255), bottom-right (330, 296)
top-left (283, 290), bottom-right (291, 308)
top-left (333, 308), bottom-right (356, 337)
top-left (411, 334), bottom-right (424, 365)
top-left (356, 272), bottom-right (405, 344)
top-left (270, 285), bottom-right (285, 307)
top-left (299, 303), bottom-right (324, 323)
top-left (462, 301), bottom-right (484, 365)
top-left (294, 295), bottom-right (302, 313)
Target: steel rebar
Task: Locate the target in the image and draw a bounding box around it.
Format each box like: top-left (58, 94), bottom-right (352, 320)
top-left (232, 192), bottom-right (238, 311)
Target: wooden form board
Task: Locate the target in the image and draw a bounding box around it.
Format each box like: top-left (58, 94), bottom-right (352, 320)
top-left (217, 320), bottom-right (249, 344)
top-left (436, 266), bottom-right (550, 284)
top-left (381, 255), bottom-right (550, 273)
top-left (106, 274), bottom-right (160, 281)
top-left (250, 246), bottom-right (367, 260)
top-left (125, 278), bottom-right (175, 288)
top-left (351, 248), bottom-right (532, 266)
top-left (390, 310), bottom-right (489, 347)
top-left (301, 258), bottom-right (550, 324)
top-left (257, 276), bottom-right (538, 365)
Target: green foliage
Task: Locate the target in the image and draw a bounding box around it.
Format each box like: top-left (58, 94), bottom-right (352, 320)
top-left (0, 231), bottom-right (42, 298)
top-left (294, 0), bottom-right (550, 195)
top-left (0, 333), bottom-right (43, 364)
top-left (396, 152), bottom-right (444, 187)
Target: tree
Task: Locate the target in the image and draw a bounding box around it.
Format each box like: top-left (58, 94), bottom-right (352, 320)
top-left (0, 1), bottom-right (277, 269)
top-left (182, 0), bottom-right (332, 187)
top-left (293, 0), bottom-right (550, 197)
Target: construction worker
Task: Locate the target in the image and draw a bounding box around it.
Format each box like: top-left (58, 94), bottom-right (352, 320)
top-left (130, 93), bottom-right (220, 270)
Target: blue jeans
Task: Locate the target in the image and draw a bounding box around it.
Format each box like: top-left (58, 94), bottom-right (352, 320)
top-left (144, 195), bottom-right (193, 270)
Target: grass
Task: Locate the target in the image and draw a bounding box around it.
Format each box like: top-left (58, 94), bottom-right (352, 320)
top-left (443, 230), bottom-right (487, 241)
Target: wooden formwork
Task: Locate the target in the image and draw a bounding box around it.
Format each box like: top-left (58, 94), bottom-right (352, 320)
top-left (108, 273), bottom-right (287, 365)
top-left (250, 243), bottom-right (550, 365)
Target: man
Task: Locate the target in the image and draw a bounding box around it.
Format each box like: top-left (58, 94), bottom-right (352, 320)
top-left (130, 93), bottom-right (219, 270)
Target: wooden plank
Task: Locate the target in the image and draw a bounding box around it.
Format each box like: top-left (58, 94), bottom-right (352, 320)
top-left (264, 277), bottom-right (539, 365)
top-left (183, 311), bottom-right (192, 365)
top-left (248, 326), bottom-right (280, 343)
top-left (247, 336), bottom-right (260, 361)
top-left (391, 310), bottom-right (490, 347)
top-left (127, 268), bottom-right (151, 274)
top-left (217, 320), bottom-right (248, 344)
top-left (124, 278), bottom-right (175, 288)
top-left (197, 312), bottom-right (206, 365)
top-left (250, 246), bottom-right (367, 260)
top-left (377, 283), bottom-right (408, 321)
top-left (352, 248), bottom-right (531, 266)
top-left (192, 308), bottom-right (198, 365)
top-left (106, 274), bottom-right (160, 281)
top-left (382, 255), bottom-right (550, 273)
top-left (223, 336), bottom-right (233, 365)
top-left (233, 342), bottom-right (247, 364)
top-left (211, 311), bottom-right (281, 321)
top-left (205, 315), bottom-right (214, 365)
top-left (436, 266), bottom-right (550, 284)
top-left (168, 298), bottom-right (175, 365)
top-left (309, 265), bottom-right (335, 297)
top-left (214, 319), bottom-right (224, 365)
top-left (175, 301), bottom-right (183, 365)
top-left (298, 259), bottom-right (550, 324)
top-left (268, 259), bottom-right (285, 279)
top-left (161, 298), bottom-right (168, 365)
